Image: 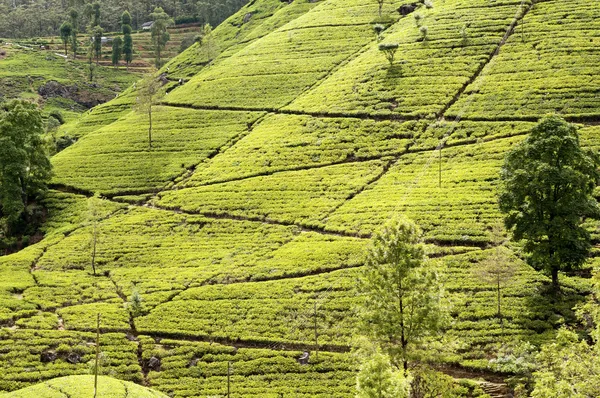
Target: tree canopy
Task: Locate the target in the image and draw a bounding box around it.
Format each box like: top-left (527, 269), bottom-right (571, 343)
top-left (499, 116), bottom-right (600, 289)
top-left (0, 100), bottom-right (51, 248)
top-left (359, 217), bottom-right (445, 373)
top-left (150, 7), bottom-right (174, 68)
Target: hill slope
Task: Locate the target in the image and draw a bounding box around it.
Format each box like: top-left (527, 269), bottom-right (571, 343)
top-left (2, 375), bottom-right (167, 397)
top-left (0, 0), bottom-right (599, 396)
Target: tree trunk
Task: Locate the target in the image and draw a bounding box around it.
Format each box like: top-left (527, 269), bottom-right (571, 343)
top-left (497, 278), bottom-right (501, 320)
top-left (148, 106), bottom-right (153, 149)
top-left (551, 267), bottom-right (560, 292)
top-left (398, 278), bottom-right (408, 375)
top-left (91, 225), bottom-right (97, 276)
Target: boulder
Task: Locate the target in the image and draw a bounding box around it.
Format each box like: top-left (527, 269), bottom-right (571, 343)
top-left (40, 350), bottom-right (57, 363)
top-left (398, 3), bottom-right (419, 15)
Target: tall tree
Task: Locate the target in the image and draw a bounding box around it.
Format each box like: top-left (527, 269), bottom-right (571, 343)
top-left (111, 36), bottom-right (123, 67)
top-left (68, 8), bottom-right (79, 58)
top-left (59, 21), bottom-right (73, 56)
top-left (91, 1), bottom-right (101, 27)
top-left (122, 11), bottom-right (133, 68)
top-left (92, 25), bottom-right (104, 65)
top-left (135, 74), bottom-right (162, 149)
top-left (473, 226), bottom-right (517, 326)
top-left (359, 217), bottom-right (445, 374)
top-left (149, 7), bottom-right (174, 68)
top-left (499, 116), bottom-right (600, 290)
top-left (0, 100), bottom-right (52, 244)
top-left (86, 194), bottom-right (103, 276)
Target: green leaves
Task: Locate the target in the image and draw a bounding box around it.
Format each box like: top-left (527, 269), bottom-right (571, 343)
top-left (499, 116), bottom-right (600, 288)
top-left (359, 217), bottom-right (445, 369)
top-left (0, 100), bottom-right (51, 237)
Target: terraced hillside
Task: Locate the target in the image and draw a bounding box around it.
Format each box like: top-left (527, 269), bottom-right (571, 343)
top-left (1, 0), bottom-right (599, 396)
top-left (23, 25), bottom-right (207, 73)
top-left (0, 43), bottom-right (139, 122)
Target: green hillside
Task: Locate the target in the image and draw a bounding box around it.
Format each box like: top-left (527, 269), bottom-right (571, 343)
top-left (0, 0), bottom-right (599, 396)
top-left (2, 375), bottom-right (167, 397)
top-left (0, 43), bottom-right (139, 123)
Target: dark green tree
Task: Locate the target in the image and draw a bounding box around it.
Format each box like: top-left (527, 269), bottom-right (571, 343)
top-left (0, 100), bottom-right (52, 246)
top-left (92, 25), bottom-right (104, 65)
top-left (59, 21), bottom-right (73, 56)
top-left (68, 8), bottom-right (79, 58)
top-left (91, 1), bottom-right (101, 27)
top-left (111, 36), bottom-right (123, 67)
top-left (499, 116), bottom-right (600, 290)
top-left (149, 7), bottom-right (174, 68)
top-left (378, 42), bottom-right (399, 66)
top-left (122, 11), bottom-right (133, 68)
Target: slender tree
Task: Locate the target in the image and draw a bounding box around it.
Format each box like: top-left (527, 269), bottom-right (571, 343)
top-left (359, 217), bottom-right (445, 374)
top-left (499, 116), bottom-right (600, 291)
top-left (111, 36), bottom-right (123, 67)
top-left (376, 0), bottom-right (384, 18)
top-left (378, 43), bottom-right (399, 67)
top-left (149, 7), bottom-right (174, 68)
top-left (135, 75), bottom-right (161, 149)
top-left (473, 228), bottom-right (517, 326)
top-left (92, 26), bottom-right (103, 65)
top-left (59, 22), bottom-right (72, 56)
top-left (91, 1), bottom-right (101, 27)
top-left (86, 194), bottom-right (103, 276)
top-left (68, 8), bottom-right (79, 58)
top-left (122, 11), bottom-right (133, 68)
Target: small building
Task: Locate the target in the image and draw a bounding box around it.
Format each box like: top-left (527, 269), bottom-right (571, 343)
top-left (141, 22), bottom-right (154, 31)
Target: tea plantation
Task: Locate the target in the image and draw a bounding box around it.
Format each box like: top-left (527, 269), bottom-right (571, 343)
top-left (1, 0), bottom-right (599, 396)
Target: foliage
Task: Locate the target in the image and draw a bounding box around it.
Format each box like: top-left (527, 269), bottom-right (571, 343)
top-left (150, 7), bottom-right (175, 68)
top-left (0, 0), bottom-right (247, 39)
top-left (86, 194), bottom-right (104, 276)
top-left (111, 37), bottom-right (122, 68)
top-left (359, 217), bottom-right (445, 372)
top-left (0, 99), bottom-right (51, 245)
top-left (128, 288), bottom-right (143, 317)
top-left (499, 116), bottom-right (600, 289)
top-left (356, 350), bottom-right (409, 398)
top-left (59, 22), bottom-right (72, 56)
top-left (378, 42), bottom-right (399, 66)
top-left (531, 328), bottom-right (600, 398)
top-left (373, 23), bottom-right (385, 41)
top-left (134, 74), bottom-right (162, 149)
top-left (473, 227), bottom-right (517, 323)
top-left (68, 8), bottom-right (79, 58)
top-left (121, 11), bottom-right (133, 66)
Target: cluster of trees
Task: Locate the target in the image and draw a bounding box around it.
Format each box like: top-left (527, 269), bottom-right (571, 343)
top-left (0, 100), bottom-right (51, 253)
top-left (58, 1), bottom-right (175, 71)
top-left (0, 0), bottom-right (248, 39)
top-left (356, 116), bottom-right (600, 396)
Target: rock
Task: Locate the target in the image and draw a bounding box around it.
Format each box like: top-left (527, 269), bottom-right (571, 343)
top-left (38, 80), bottom-right (77, 99)
top-left (297, 351), bottom-right (310, 365)
top-left (40, 350), bottom-right (57, 363)
top-left (147, 356), bottom-right (161, 371)
top-left (398, 3), bottom-right (419, 15)
top-left (243, 13), bottom-right (253, 24)
top-left (158, 73), bottom-right (169, 86)
top-left (66, 352), bottom-right (81, 364)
